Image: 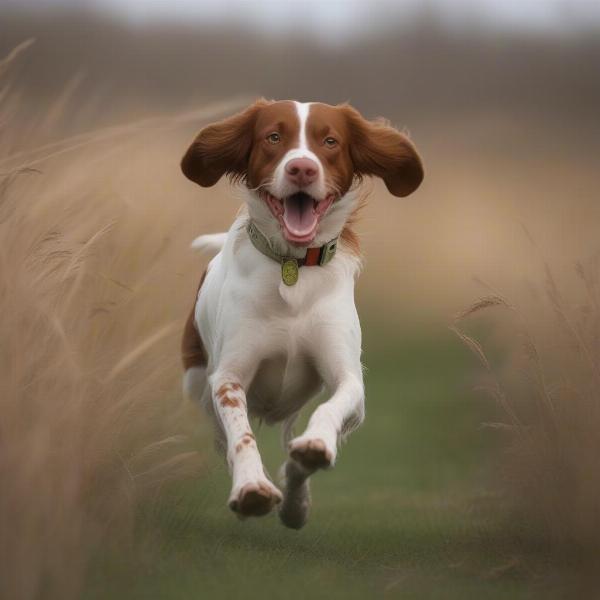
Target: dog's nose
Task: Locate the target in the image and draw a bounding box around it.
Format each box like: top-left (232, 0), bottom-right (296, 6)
top-left (285, 158), bottom-right (318, 187)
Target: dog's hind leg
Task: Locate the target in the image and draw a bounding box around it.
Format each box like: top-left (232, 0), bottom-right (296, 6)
top-left (277, 414), bottom-right (311, 529)
top-left (182, 365), bottom-right (207, 405)
top-left (181, 288), bottom-right (229, 455)
top-left (181, 311), bottom-right (208, 405)
top-left (278, 458), bottom-right (311, 530)
top-left (184, 367), bottom-right (228, 455)
top-left (182, 269), bottom-right (209, 404)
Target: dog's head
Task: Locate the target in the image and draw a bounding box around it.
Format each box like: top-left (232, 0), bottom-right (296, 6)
top-left (182, 99), bottom-right (423, 247)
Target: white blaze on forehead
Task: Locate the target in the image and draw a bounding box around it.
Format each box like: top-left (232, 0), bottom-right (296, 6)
top-left (269, 100), bottom-right (326, 201)
top-left (294, 101), bottom-right (311, 152)
top-left (285, 100), bottom-right (322, 170)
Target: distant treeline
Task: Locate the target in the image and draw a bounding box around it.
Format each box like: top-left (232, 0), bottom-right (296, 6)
top-left (2, 6), bottom-right (599, 123)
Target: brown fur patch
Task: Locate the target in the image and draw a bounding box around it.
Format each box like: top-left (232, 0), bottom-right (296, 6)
top-left (219, 394), bottom-right (240, 408)
top-left (216, 384), bottom-right (232, 397)
top-left (338, 103), bottom-right (424, 197)
top-left (181, 269), bottom-right (208, 370)
top-left (339, 193), bottom-right (367, 258)
top-left (182, 100), bottom-right (423, 202)
top-left (235, 433), bottom-right (255, 454)
top-left (242, 433), bottom-right (255, 443)
top-left (217, 382), bottom-right (242, 397)
top-left (340, 224), bottom-right (361, 258)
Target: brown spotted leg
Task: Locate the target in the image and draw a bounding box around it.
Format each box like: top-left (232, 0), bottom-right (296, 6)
top-left (212, 380), bottom-right (282, 518)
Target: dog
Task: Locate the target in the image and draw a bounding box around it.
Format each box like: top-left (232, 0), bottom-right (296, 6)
top-left (180, 99), bottom-right (423, 528)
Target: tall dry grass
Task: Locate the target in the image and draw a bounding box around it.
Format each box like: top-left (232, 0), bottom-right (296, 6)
top-left (453, 251), bottom-right (600, 564)
top-left (0, 44), bottom-right (245, 600)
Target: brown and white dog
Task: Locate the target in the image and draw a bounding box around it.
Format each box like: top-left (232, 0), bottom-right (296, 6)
top-left (181, 100), bottom-right (423, 528)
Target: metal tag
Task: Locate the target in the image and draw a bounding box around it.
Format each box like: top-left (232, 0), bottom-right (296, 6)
top-left (281, 258), bottom-right (299, 286)
top-left (319, 239), bottom-right (338, 265)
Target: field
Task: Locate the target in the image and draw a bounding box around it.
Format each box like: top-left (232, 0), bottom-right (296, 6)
top-left (1, 10), bottom-right (600, 599)
top-left (85, 330), bottom-right (535, 600)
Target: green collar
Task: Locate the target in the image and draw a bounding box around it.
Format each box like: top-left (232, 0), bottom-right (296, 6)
top-left (246, 221), bottom-right (338, 286)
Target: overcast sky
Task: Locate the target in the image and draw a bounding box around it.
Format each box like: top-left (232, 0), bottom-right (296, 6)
top-left (5, 0), bottom-right (600, 39)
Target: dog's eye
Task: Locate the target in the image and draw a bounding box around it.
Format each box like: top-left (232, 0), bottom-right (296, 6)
top-left (324, 137), bottom-right (338, 148)
top-left (266, 132), bottom-right (281, 144)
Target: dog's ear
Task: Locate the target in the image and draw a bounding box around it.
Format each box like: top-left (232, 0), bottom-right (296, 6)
top-left (181, 100), bottom-right (268, 187)
top-left (342, 105), bottom-right (423, 197)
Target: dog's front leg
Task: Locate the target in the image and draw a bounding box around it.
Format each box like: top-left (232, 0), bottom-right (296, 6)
top-left (211, 373), bottom-right (282, 518)
top-left (280, 322), bottom-right (365, 528)
top-left (288, 371), bottom-right (365, 470)
top-left (280, 372), bottom-right (364, 529)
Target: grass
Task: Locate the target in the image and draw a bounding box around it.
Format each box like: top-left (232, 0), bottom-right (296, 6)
top-left (0, 48), bottom-right (244, 599)
top-left (83, 328), bottom-right (535, 599)
top-left (453, 256), bottom-right (600, 560)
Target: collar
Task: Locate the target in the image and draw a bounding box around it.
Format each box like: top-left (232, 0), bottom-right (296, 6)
top-left (246, 221), bottom-right (338, 286)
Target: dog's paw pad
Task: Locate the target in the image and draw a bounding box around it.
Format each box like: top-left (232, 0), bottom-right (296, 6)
top-left (289, 438), bottom-right (333, 471)
top-left (228, 481), bottom-right (282, 518)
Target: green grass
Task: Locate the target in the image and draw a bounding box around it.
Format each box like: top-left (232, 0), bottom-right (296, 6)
top-left (85, 325), bottom-right (536, 599)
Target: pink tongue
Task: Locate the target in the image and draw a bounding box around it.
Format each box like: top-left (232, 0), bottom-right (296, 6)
top-left (282, 193), bottom-right (317, 235)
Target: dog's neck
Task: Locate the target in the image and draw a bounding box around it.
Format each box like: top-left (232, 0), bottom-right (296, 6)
top-left (242, 188), bottom-right (360, 259)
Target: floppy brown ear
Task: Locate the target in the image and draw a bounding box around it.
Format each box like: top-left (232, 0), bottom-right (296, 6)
top-left (181, 100), bottom-right (268, 187)
top-left (343, 106), bottom-right (424, 197)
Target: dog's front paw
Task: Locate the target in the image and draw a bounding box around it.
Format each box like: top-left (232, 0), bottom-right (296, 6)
top-left (228, 479), bottom-right (282, 518)
top-left (288, 436), bottom-right (335, 471)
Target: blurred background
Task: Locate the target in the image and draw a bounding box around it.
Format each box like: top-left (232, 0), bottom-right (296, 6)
top-left (3, 0), bottom-right (600, 322)
top-left (1, 1), bottom-right (599, 599)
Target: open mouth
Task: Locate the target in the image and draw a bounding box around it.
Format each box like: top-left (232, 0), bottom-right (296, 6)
top-left (261, 191), bottom-right (335, 245)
